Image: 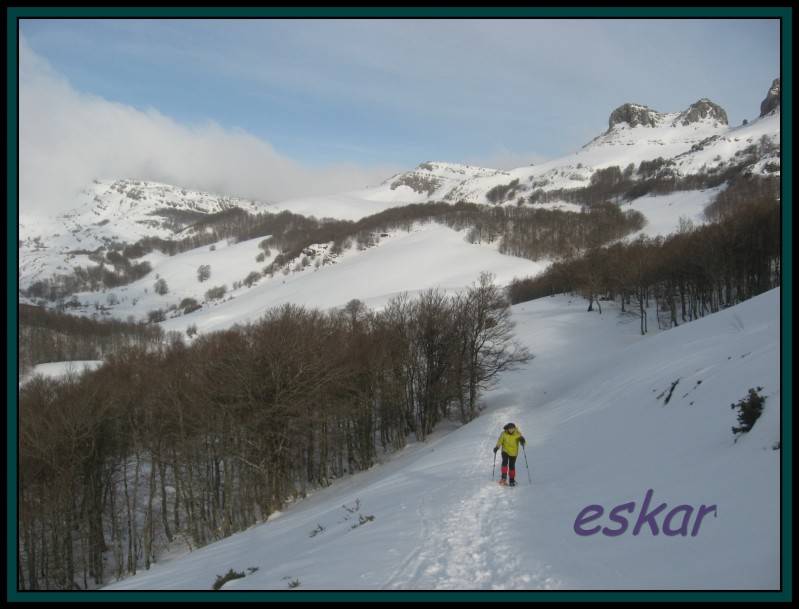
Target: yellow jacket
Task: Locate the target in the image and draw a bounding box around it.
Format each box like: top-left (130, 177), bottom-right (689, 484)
top-left (496, 429), bottom-right (525, 457)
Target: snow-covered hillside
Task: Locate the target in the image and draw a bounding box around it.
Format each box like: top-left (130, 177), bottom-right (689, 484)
top-left (102, 288), bottom-right (780, 590)
top-left (18, 360), bottom-right (104, 387)
top-left (624, 186), bottom-right (726, 239)
top-left (18, 81), bottom-right (779, 297)
top-left (272, 162), bottom-right (507, 220)
top-left (263, 111), bottom-right (778, 223)
top-left (19, 179), bottom-right (273, 288)
top-left (65, 223), bottom-right (547, 335)
top-left (309, 96), bottom-right (779, 211)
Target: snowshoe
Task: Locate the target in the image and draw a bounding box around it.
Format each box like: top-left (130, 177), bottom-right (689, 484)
top-left (509, 479), bottom-right (517, 487)
top-left (498, 478), bottom-right (508, 486)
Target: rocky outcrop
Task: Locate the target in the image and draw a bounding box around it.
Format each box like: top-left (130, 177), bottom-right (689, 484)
top-left (390, 173), bottom-right (442, 195)
top-left (759, 78), bottom-right (780, 117)
top-left (676, 98), bottom-right (728, 126)
top-left (607, 103), bottom-right (661, 130)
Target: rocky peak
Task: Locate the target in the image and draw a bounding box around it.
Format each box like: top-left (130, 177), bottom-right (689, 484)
top-left (759, 78), bottom-right (780, 117)
top-left (607, 103), bottom-right (661, 131)
top-left (675, 98), bottom-right (728, 126)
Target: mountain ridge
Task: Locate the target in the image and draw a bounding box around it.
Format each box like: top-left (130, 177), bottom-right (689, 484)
top-left (19, 79), bottom-right (780, 300)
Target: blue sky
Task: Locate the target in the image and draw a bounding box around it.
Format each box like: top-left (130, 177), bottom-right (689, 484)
top-left (19, 18), bottom-right (780, 212)
top-left (21, 19), bottom-right (779, 165)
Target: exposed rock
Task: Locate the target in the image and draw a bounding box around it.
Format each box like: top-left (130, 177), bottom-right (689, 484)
top-left (676, 99), bottom-right (728, 126)
top-left (759, 78), bottom-right (780, 117)
top-left (390, 173), bottom-right (442, 195)
top-left (607, 103), bottom-right (661, 130)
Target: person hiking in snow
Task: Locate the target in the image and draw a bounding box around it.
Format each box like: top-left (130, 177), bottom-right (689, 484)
top-left (493, 422), bottom-right (526, 486)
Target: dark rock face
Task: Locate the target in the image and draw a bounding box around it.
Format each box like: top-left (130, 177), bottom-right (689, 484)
top-left (676, 99), bottom-right (728, 126)
top-left (607, 103), bottom-right (660, 130)
top-left (759, 78), bottom-right (780, 117)
top-left (390, 172), bottom-right (442, 195)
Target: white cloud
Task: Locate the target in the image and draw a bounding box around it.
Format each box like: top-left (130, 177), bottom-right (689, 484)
top-left (18, 37), bottom-right (397, 215)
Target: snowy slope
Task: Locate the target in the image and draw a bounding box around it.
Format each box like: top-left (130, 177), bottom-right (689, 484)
top-left (53, 181), bottom-right (726, 331)
top-left (18, 360), bottom-right (104, 387)
top-left (65, 223), bottom-right (547, 335)
top-left (102, 288), bottom-right (780, 590)
top-left (624, 186), bottom-right (725, 239)
top-left (69, 233), bottom-right (276, 321)
top-left (304, 101), bottom-right (778, 211)
top-left (18, 91), bottom-right (779, 294)
top-left (18, 179), bottom-right (273, 289)
top-left (269, 162), bottom-right (507, 221)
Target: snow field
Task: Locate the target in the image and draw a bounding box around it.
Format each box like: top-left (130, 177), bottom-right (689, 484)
top-left (156, 224), bottom-right (548, 336)
top-left (19, 360), bottom-right (104, 386)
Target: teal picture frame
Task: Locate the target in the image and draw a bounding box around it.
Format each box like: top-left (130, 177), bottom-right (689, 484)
top-left (6, 4), bottom-right (792, 603)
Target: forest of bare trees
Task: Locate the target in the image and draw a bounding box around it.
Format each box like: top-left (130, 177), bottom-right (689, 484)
top-left (18, 304), bottom-right (164, 377)
top-left (508, 193), bottom-right (780, 334)
top-left (18, 274), bottom-right (530, 590)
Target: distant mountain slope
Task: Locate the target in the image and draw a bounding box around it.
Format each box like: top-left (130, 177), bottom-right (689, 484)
top-left (348, 97), bottom-right (778, 208)
top-left (19, 179), bottom-right (272, 288)
top-left (18, 79), bottom-right (780, 311)
top-left (62, 223), bottom-right (547, 336)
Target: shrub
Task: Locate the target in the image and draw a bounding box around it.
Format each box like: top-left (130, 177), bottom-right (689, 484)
top-left (212, 569), bottom-right (245, 590)
top-left (154, 278), bottom-right (169, 295)
top-left (486, 179), bottom-right (521, 204)
top-left (731, 387), bottom-right (766, 435)
top-left (147, 309), bottom-right (166, 323)
top-left (180, 297), bottom-right (202, 314)
top-left (351, 514), bottom-right (375, 529)
top-left (243, 271), bottom-right (261, 288)
top-left (205, 285), bottom-right (227, 301)
top-left (197, 264), bottom-right (211, 282)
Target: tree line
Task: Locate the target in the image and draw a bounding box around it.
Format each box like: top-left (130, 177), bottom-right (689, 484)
top-left (527, 147), bottom-right (778, 208)
top-left (259, 201), bottom-right (645, 278)
top-left (18, 275), bottom-right (530, 590)
top-left (508, 193), bottom-right (780, 334)
top-left (18, 304), bottom-right (165, 377)
top-left (23, 200), bottom-right (646, 305)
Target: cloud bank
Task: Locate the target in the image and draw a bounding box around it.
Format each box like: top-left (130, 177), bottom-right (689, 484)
top-left (19, 38), bottom-right (397, 215)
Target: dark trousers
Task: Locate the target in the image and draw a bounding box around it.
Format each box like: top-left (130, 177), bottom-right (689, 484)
top-left (500, 452), bottom-right (517, 480)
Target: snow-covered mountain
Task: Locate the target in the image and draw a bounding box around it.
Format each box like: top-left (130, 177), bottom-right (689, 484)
top-left (18, 79), bottom-right (780, 329)
top-left (21, 178), bottom-right (269, 244)
top-left (19, 179), bottom-right (273, 289)
top-left (348, 94), bottom-right (778, 208)
top-left (102, 288), bottom-right (781, 590)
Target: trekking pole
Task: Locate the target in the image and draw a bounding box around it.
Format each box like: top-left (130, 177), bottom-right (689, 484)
top-left (492, 450), bottom-right (497, 480)
top-left (522, 444), bottom-right (532, 485)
